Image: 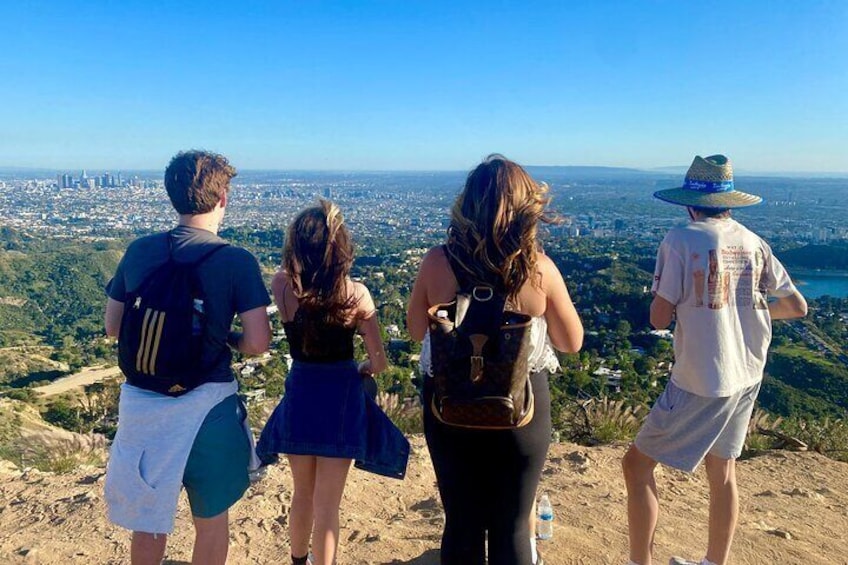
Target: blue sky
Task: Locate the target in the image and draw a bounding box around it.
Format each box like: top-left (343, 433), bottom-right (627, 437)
top-left (1, 1), bottom-right (846, 172)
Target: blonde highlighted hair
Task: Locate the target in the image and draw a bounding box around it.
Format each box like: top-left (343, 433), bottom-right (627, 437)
top-left (283, 200), bottom-right (358, 352)
top-left (447, 154), bottom-right (558, 299)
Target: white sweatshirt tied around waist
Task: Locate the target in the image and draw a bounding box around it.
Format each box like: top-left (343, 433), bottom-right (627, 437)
top-left (104, 380), bottom-right (237, 534)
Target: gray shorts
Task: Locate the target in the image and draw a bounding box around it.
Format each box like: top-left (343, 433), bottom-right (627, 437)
top-left (634, 380), bottom-right (761, 473)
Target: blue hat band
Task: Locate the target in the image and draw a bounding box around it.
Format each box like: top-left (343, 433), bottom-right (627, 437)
top-left (683, 178), bottom-right (734, 193)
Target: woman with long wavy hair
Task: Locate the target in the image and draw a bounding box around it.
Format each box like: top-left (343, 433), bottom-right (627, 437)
top-left (258, 200), bottom-right (409, 565)
top-left (407, 155), bottom-right (583, 564)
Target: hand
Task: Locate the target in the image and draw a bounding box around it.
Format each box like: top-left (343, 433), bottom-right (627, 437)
top-left (357, 360), bottom-right (373, 376)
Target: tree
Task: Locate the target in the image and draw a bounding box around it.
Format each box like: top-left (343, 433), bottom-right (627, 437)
top-left (43, 399), bottom-right (87, 433)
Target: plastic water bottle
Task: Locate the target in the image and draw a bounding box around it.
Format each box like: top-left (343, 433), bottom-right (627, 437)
top-left (537, 493), bottom-right (553, 540)
top-left (435, 309), bottom-right (453, 330)
top-left (191, 298), bottom-right (204, 336)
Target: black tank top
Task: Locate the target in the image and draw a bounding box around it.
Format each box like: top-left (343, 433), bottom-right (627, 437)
top-left (284, 308), bottom-right (356, 362)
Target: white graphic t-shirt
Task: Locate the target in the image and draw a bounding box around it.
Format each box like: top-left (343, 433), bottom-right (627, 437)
top-left (652, 217), bottom-right (796, 397)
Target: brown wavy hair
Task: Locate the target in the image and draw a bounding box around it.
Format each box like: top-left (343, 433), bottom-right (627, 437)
top-left (447, 154), bottom-right (558, 299)
top-left (164, 150), bottom-right (236, 214)
top-left (283, 200), bottom-right (358, 354)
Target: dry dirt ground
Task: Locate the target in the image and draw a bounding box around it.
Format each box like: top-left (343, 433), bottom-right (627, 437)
top-left (34, 366), bottom-right (122, 397)
top-left (0, 436), bottom-right (845, 565)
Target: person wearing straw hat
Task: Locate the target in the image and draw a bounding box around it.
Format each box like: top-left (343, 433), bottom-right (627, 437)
top-left (621, 154), bottom-right (808, 565)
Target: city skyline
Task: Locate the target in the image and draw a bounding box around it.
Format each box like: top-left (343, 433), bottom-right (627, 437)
top-left (1, 1), bottom-right (846, 172)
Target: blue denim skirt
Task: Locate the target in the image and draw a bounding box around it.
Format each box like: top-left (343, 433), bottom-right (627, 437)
top-left (256, 360), bottom-right (409, 479)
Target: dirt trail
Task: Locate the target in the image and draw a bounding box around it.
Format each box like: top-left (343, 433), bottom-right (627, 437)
top-left (0, 436), bottom-right (845, 564)
top-left (34, 365), bottom-right (122, 397)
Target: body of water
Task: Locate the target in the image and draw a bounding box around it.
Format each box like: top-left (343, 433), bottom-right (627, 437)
top-left (792, 271), bottom-right (848, 299)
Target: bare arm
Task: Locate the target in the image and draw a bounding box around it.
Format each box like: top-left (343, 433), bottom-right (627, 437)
top-left (271, 270), bottom-right (290, 319)
top-left (356, 284), bottom-right (387, 374)
top-left (233, 306), bottom-right (271, 356)
top-left (540, 256), bottom-right (584, 353)
top-left (406, 249), bottom-right (439, 342)
top-left (769, 289), bottom-right (808, 320)
top-left (105, 298), bottom-right (124, 338)
top-left (650, 294), bottom-right (676, 330)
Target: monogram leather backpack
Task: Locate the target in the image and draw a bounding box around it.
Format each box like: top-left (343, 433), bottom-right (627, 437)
top-left (427, 247), bottom-right (535, 429)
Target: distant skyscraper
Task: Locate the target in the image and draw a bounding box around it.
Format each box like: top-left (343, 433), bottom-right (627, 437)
top-left (324, 187), bottom-right (332, 199)
top-left (61, 173), bottom-right (72, 188)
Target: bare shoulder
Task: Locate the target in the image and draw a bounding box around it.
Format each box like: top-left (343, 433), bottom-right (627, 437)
top-left (417, 246), bottom-right (453, 283)
top-left (351, 280), bottom-right (373, 300)
top-left (421, 245), bottom-right (448, 270)
top-left (350, 280), bottom-right (376, 315)
top-left (536, 252), bottom-right (557, 270)
top-left (271, 270), bottom-right (292, 293)
top-left (535, 253), bottom-right (563, 289)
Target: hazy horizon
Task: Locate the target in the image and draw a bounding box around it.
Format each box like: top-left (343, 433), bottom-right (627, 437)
top-left (2, 164), bottom-right (847, 179)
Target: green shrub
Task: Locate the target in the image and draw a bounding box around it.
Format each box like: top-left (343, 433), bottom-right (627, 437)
top-left (780, 417), bottom-right (848, 462)
top-left (3, 387), bottom-right (39, 403)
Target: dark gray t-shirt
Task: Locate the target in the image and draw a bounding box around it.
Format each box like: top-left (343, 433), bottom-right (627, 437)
top-left (106, 226), bottom-right (271, 382)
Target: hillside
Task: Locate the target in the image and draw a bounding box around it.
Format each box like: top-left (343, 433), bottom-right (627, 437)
top-left (0, 436), bottom-right (844, 564)
top-left (779, 244), bottom-right (848, 271)
top-left (0, 241), bottom-right (122, 352)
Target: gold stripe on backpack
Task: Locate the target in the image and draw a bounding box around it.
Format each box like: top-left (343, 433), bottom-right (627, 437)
top-left (140, 311), bottom-right (160, 375)
top-left (136, 308), bottom-right (154, 373)
top-left (135, 309), bottom-right (164, 376)
top-left (147, 312), bottom-right (166, 375)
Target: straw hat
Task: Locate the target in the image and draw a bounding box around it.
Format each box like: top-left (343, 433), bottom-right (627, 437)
top-left (653, 154), bottom-right (762, 209)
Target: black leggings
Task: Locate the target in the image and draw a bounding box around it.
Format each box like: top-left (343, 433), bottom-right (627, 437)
top-left (423, 372), bottom-right (552, 565)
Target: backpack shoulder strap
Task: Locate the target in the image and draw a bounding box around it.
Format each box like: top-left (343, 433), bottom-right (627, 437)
top-left (442, 244), bottom-right (475, 294)
top-left (126, 234), bottom-right (175, 296)
top-left (442, 245), bottom-right (508, 335)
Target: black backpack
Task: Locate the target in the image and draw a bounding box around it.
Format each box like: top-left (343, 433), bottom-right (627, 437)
top-left (427, 247), bottom-right (536, 429)
top-left (118, 234), bottom-right (228, 396)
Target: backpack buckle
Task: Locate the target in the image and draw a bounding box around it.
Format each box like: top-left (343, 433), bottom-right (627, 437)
top-left (469, 334), bottom-right (488, 383)
top-left (470, 356), bottom-right (484, 383)
top-left (472, 286), bottom-right (494, 302)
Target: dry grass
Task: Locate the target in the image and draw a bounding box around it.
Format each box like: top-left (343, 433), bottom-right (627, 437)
top-left (564, 396), bottom-right (646, 445)
top-left (377, 392), bottom-right (423, 435)
top-left (743, 408), bottom-right (784, 454)
top-left (10, 430), bottom-right (108, 473)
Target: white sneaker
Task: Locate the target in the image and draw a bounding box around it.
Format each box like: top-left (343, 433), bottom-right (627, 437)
top-left (669, 558), bottom-right (700, 565)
